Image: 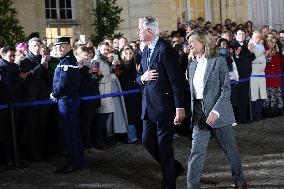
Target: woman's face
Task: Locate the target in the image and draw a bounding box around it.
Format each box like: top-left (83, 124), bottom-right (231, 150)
top-left (124, 49), bottom-right (134, 61)
top-left (188, 36), bottom-right (204, 56)
top-left (267, 39), bottom-right (277, 50)
top-left (220, 41), bottom-right (228, 48)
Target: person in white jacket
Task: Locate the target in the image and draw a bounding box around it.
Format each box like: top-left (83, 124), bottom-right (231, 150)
top-left (249, 30), bottom-right (267, 121)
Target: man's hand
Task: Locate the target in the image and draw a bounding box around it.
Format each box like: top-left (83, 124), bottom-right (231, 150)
top-left (206, 111), bottom-right (218, 126)
top-left (19, 72), bottom-right (29, 80)
top-left (141, 67), bottom-right (158, 82)
top-left (174, 108), bottom-right (185, 125)
top-left (41, 55), bottom-right (51, 69)
top-left (50, 93), bottom-right (57, 102)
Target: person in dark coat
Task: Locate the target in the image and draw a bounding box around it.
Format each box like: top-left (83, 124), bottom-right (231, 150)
top-left (50, 36), bottom-right (84, 173)
top-left (77, 46), bottom-right (102, 152)
top-left (119, 47), bottom-right (142, 143)
top-left (0, 47), bottom-right (27, 168)
top-left (19, 37), bottom-right (51, 160)
top-left (136, 16), bottom-right (186, 189)
top-left (230, 29), bottom-right (256, 124)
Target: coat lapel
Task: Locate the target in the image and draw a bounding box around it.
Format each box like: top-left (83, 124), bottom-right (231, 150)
top-left (189, 60), bottom-right (198, 96)
top-left (203, 57), bottom-right (216, 89)
top-left (148, 39), bottom-right (160, 69)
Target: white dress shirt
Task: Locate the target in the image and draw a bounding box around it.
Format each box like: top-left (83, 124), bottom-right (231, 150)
top-left (193, 55), bottom-right (220, 117)
top-left (193, 56), bottom-right (207, 99)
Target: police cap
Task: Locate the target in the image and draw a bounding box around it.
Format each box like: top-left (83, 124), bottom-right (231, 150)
top-left (55, 36), bottom-right (71, 45)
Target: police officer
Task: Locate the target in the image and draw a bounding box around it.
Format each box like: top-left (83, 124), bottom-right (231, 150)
top-left (50, 36), bottom-right (84, 173)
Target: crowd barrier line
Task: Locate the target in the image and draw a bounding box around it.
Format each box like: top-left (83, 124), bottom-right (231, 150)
top-left (0, 74), bottom-right (284, 110)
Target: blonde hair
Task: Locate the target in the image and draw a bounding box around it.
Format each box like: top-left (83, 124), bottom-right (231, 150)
top-left (266, 33), bottom-right (279, 52)
top-left (186, 28), bottom-right (217, 58)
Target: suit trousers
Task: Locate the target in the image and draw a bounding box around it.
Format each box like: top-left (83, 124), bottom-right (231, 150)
top-left (142, 118), bottom-right (177, 189)
top-left (187, 124), bottom-right (245, 188)
top-left (58, 97), bottom-right (84, 168)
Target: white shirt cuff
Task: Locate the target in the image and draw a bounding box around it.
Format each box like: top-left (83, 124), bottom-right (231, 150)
top-left (211, 110), bottom-right (220, 118)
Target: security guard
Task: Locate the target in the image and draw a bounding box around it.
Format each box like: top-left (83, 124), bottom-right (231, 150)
top-left (50, 36), bottom-right (84, 173)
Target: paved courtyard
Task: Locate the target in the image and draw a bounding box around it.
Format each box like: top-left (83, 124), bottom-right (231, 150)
top-left (0, 116), bottom-right (284, 189)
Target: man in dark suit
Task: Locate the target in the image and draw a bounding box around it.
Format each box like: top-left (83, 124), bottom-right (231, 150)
top-left (136, 16), bottom-right (186, 189)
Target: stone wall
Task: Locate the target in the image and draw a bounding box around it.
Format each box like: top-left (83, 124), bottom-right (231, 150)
top-left (116, 0), bottom-right (178, 41)
top-left (210, 0), bottom-right (248, 25)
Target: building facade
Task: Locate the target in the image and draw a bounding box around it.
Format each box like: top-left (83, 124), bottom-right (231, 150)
top-left (12, 0), bottom-right (284, 44)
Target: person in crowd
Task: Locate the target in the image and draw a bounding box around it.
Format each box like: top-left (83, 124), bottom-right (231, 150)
top-left (118, 37), bottom-right (128, 52)
top-left (186, 27), bottom-right (247, 189)
top-left (103, 37), bottom-right (113, 48)
top-left (15, 42), bottom-right (28, 64)
top-left (136, 16), bottom-right (186, 189)
top-left (230, 29), bottom-right (256, 124)
top-left (112, 38), bottom-right (119, 50)
top-left (264, 34), bottom-right (284, 116)
top-left (50, 36), bottom-right (84, 173)
top-left (19, 37), bottom-right (50, 161)
top-left (225, 18), bottom-right (232, 28)
top-left (245, 21), bottom-right (253, 37)
top-left (261, 25), bottom-right (270, 41)
top-left (107, 49), bottom-right (128, 144)
top-left (221, 31), bottom-right (233, 44)
top-left (118, 47), bottom-right (142, 143)
top-left (249, 30), bottom-right (267, 121)
top-left (93, 42), bottom-right (116, 149)
top-left (77, 46), bottom-right (102, 153)
top-left (0, 47), bottom-right (28, 169)
top-left (279, 30), bottom-right (284, 110)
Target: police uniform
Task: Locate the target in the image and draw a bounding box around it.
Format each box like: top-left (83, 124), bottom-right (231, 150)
top-left (51, 36), bottom-right (84, 173)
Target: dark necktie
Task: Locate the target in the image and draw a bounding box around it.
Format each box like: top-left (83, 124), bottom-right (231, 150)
top-left (147, 48), bottom-right (152, 67)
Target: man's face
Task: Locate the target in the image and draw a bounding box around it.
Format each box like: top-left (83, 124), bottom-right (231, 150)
top-left (29, 41), bottom-right (42, 55)
top-left (235, 30), bottom-right (246, 43)
top-left (118, 38), bottom-right (127, 49)
top-left (279, 33), bottom-right (284, 44)
top-left (56, 44), bottom-right (71, 57)
top-left (252, 33), bottom-right (262, 44)
top-left (3, 51), bottom-right (15, 63)
top-left (99, 45), bottom-right (110, 57)
top-left (113, 38), bottom-right (119, 49)
top-left (137, 20), bottom-right (152, 42)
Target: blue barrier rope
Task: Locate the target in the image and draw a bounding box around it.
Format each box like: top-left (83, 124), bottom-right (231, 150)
top-left (0, 89), bottom-right (141, 110)
top-left (230, 74), bottom-right (284, 85)
top-left (1, 74), bottom-right (284, 110)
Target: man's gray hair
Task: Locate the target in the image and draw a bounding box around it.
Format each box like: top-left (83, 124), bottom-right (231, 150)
top-left (28, 37), bottom-right (42, 45)
top-left (140, 16), bottom-right (159, 35)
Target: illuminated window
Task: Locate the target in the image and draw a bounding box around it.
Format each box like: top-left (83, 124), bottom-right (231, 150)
top-left (46, 27), bottom-right (73, 46)
top-left (45, 0), bottom-right (73, 19)
top-left (176, 0), bottom-right (206, 22)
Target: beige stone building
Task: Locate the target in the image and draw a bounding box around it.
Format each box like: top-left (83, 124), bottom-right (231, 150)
top-left (12, 0), bottom-right (284, 45)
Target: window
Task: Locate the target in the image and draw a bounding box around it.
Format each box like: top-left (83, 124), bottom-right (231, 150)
top-left (46, 27), bottom-right (73, 45)
top-left (176, 0), bottom-right (206, 22)
top-left (45, 0), bottom-right (73, 19)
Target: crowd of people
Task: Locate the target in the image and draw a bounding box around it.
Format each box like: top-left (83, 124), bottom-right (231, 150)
top-left (0, 16), bottom-right (284, 188)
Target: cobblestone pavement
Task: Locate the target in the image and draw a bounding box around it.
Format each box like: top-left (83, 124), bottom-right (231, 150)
top-left (0, 116), bottom-right (284, 189)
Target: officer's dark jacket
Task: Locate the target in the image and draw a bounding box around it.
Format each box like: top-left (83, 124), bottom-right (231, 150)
top-left (0, 59), bottom-right (23, 102)
top-left (52, 50), bottom-right (81, 98)
top-left (20, 51), bottom-right (49, 101)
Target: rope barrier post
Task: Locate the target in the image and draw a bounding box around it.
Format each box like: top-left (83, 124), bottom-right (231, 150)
top-left (8, 102), bottom-right (19, 169)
